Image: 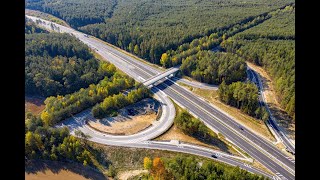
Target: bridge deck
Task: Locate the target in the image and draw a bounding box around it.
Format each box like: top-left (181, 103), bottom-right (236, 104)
top-left (143, 67), bottom-right (179, 86)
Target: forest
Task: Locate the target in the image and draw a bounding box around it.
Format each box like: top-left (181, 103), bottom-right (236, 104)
top-left (141, 156), bottom-right (267, 180)
top-left (218, 81), bottom-right (268, 120)
top-left (25, 32), bottom-right (116, 97)
top-left (26, 0), bottom-right (294, 64)
top-left (180, 51), bottom-right (247, 84)
top-left (25, 113), bottom-right (97, 167)
top-left (41, 73), bottom-right (135, 126)
top-left (221, 5), bottom-right (295, 119)
top-left (159, 10), bottom-right (273, 68)
top-left (92, 86), bottom-right (151, 118)
top-left (25, 0), bottom-right (117, 27)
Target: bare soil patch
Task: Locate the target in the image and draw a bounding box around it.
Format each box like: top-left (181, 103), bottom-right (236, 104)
top-left (156, 124), bottom-right (239, 155)
top-left (25, 160), bottom-right (107, 180)
top-left (247, 62), bottom-right (295, 140)
top-left (25, 96), bottom-right (46, 115)
top-left (87, 98), bottom-right (160, 135)
top-left (117, 169), bottom-right (148, 180)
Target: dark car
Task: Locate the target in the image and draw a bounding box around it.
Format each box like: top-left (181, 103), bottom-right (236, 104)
top-left (211, 154), bottom-right (217, 158)
top-left (239, 126), bottom-right (244, 131)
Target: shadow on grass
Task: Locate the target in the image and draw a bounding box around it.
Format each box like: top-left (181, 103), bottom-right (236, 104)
top-left (191, 132), bottom-right (232, 154)
top-left (268, 103), bottom-right (295, 137)
top-left (25, 160), bottom-right (108, 180)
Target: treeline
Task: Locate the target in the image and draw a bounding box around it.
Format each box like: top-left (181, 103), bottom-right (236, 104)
top-left (233, 5), bottom-right (295, 40)
top-left (25, 113), bottom-right (95, 167)
top-left (175, 109), bottom-right (229, 151)
top-left (92, 86), bottom-right (151, 118)
top-left (25, 17), bottom-right (48, 34)
top-left (218, 81), bottom-right (268, 120)
top-left (25, 33), bottom-right (113, 97)
top-left (221, 6), bottom-right (295, 119)
top-left (141, 155), bottom-right (267, 180)
top-left (26, 0), bottom-right (293, 64)
top-left (41, 73), bottom-right (135, 126)
top-left (26, 0), bottom-right (117, 27)
top-left (25, 33), bottom-right (92, 58)
top-left (180, 51), bottom-right (247, 85)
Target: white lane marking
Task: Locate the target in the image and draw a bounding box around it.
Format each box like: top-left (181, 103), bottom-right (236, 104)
top-left (243, 163), bottom-right (252, 168)
top-left (139, 76), bottom-right (145, 81)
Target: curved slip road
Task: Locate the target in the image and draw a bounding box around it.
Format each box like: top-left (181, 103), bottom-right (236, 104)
top-left (56, 86), bottom-right (175, 143)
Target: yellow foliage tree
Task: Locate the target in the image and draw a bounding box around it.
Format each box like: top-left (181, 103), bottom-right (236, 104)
top-left (160, 53), bottom-right (169, 67)
top-left (88, 89), bottom-right (94, 96)
top-left (151, 157), bottom-right (166, 180)
top-left (144, 157), bottom-right (152, 170)
top-left (41, 111), bottom-right (50, 125)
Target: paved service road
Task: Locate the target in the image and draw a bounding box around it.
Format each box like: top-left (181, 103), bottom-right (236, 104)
top-left (27, 15), bottom-right (294, 180)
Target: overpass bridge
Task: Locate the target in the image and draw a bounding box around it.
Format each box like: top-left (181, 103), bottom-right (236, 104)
top-left (143, 67), bottom-right (180, 87)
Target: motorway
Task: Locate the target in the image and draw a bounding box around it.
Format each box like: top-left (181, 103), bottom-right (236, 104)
top-left (247, 68), bottom-right (295, 155)
top-left (27, 15), bottom-right (295, 180)
top-left (172, 77), bottom-right (219, 90)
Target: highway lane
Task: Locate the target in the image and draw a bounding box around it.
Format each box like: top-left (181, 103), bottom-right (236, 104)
top-left (27, 16), bottom-right (294, 179)
top-left (247, 68), bottom-right (295, 154)
top-left (171, 77), bottom-right (219, 90)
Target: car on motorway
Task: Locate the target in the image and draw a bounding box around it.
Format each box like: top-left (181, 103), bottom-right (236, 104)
top-left (286, 148), bottom-right (295, 155)
top-left (239, 126), bottom-right (244, 131)
top-left (211, 154), bottom-right (217, 158)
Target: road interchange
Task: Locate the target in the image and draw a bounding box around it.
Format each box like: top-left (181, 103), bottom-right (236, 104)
top-left (26, 15), bottom-right (295, 180)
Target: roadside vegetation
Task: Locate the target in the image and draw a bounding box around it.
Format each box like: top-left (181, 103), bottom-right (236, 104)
top-left (25, 17), bottom-right (48, 34)
top-left (175, 110), bottom-right (230, 151)
top-left (25, 113), bottom-right (106, 173)
top-left (41, 73), bottom-right (135, 126)
top-left (139, 156), bottom-right (267, 180)
top-left (218, 81), bottom-right (269, 120)
top-left (92, 86), bottom-right (151, 118)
